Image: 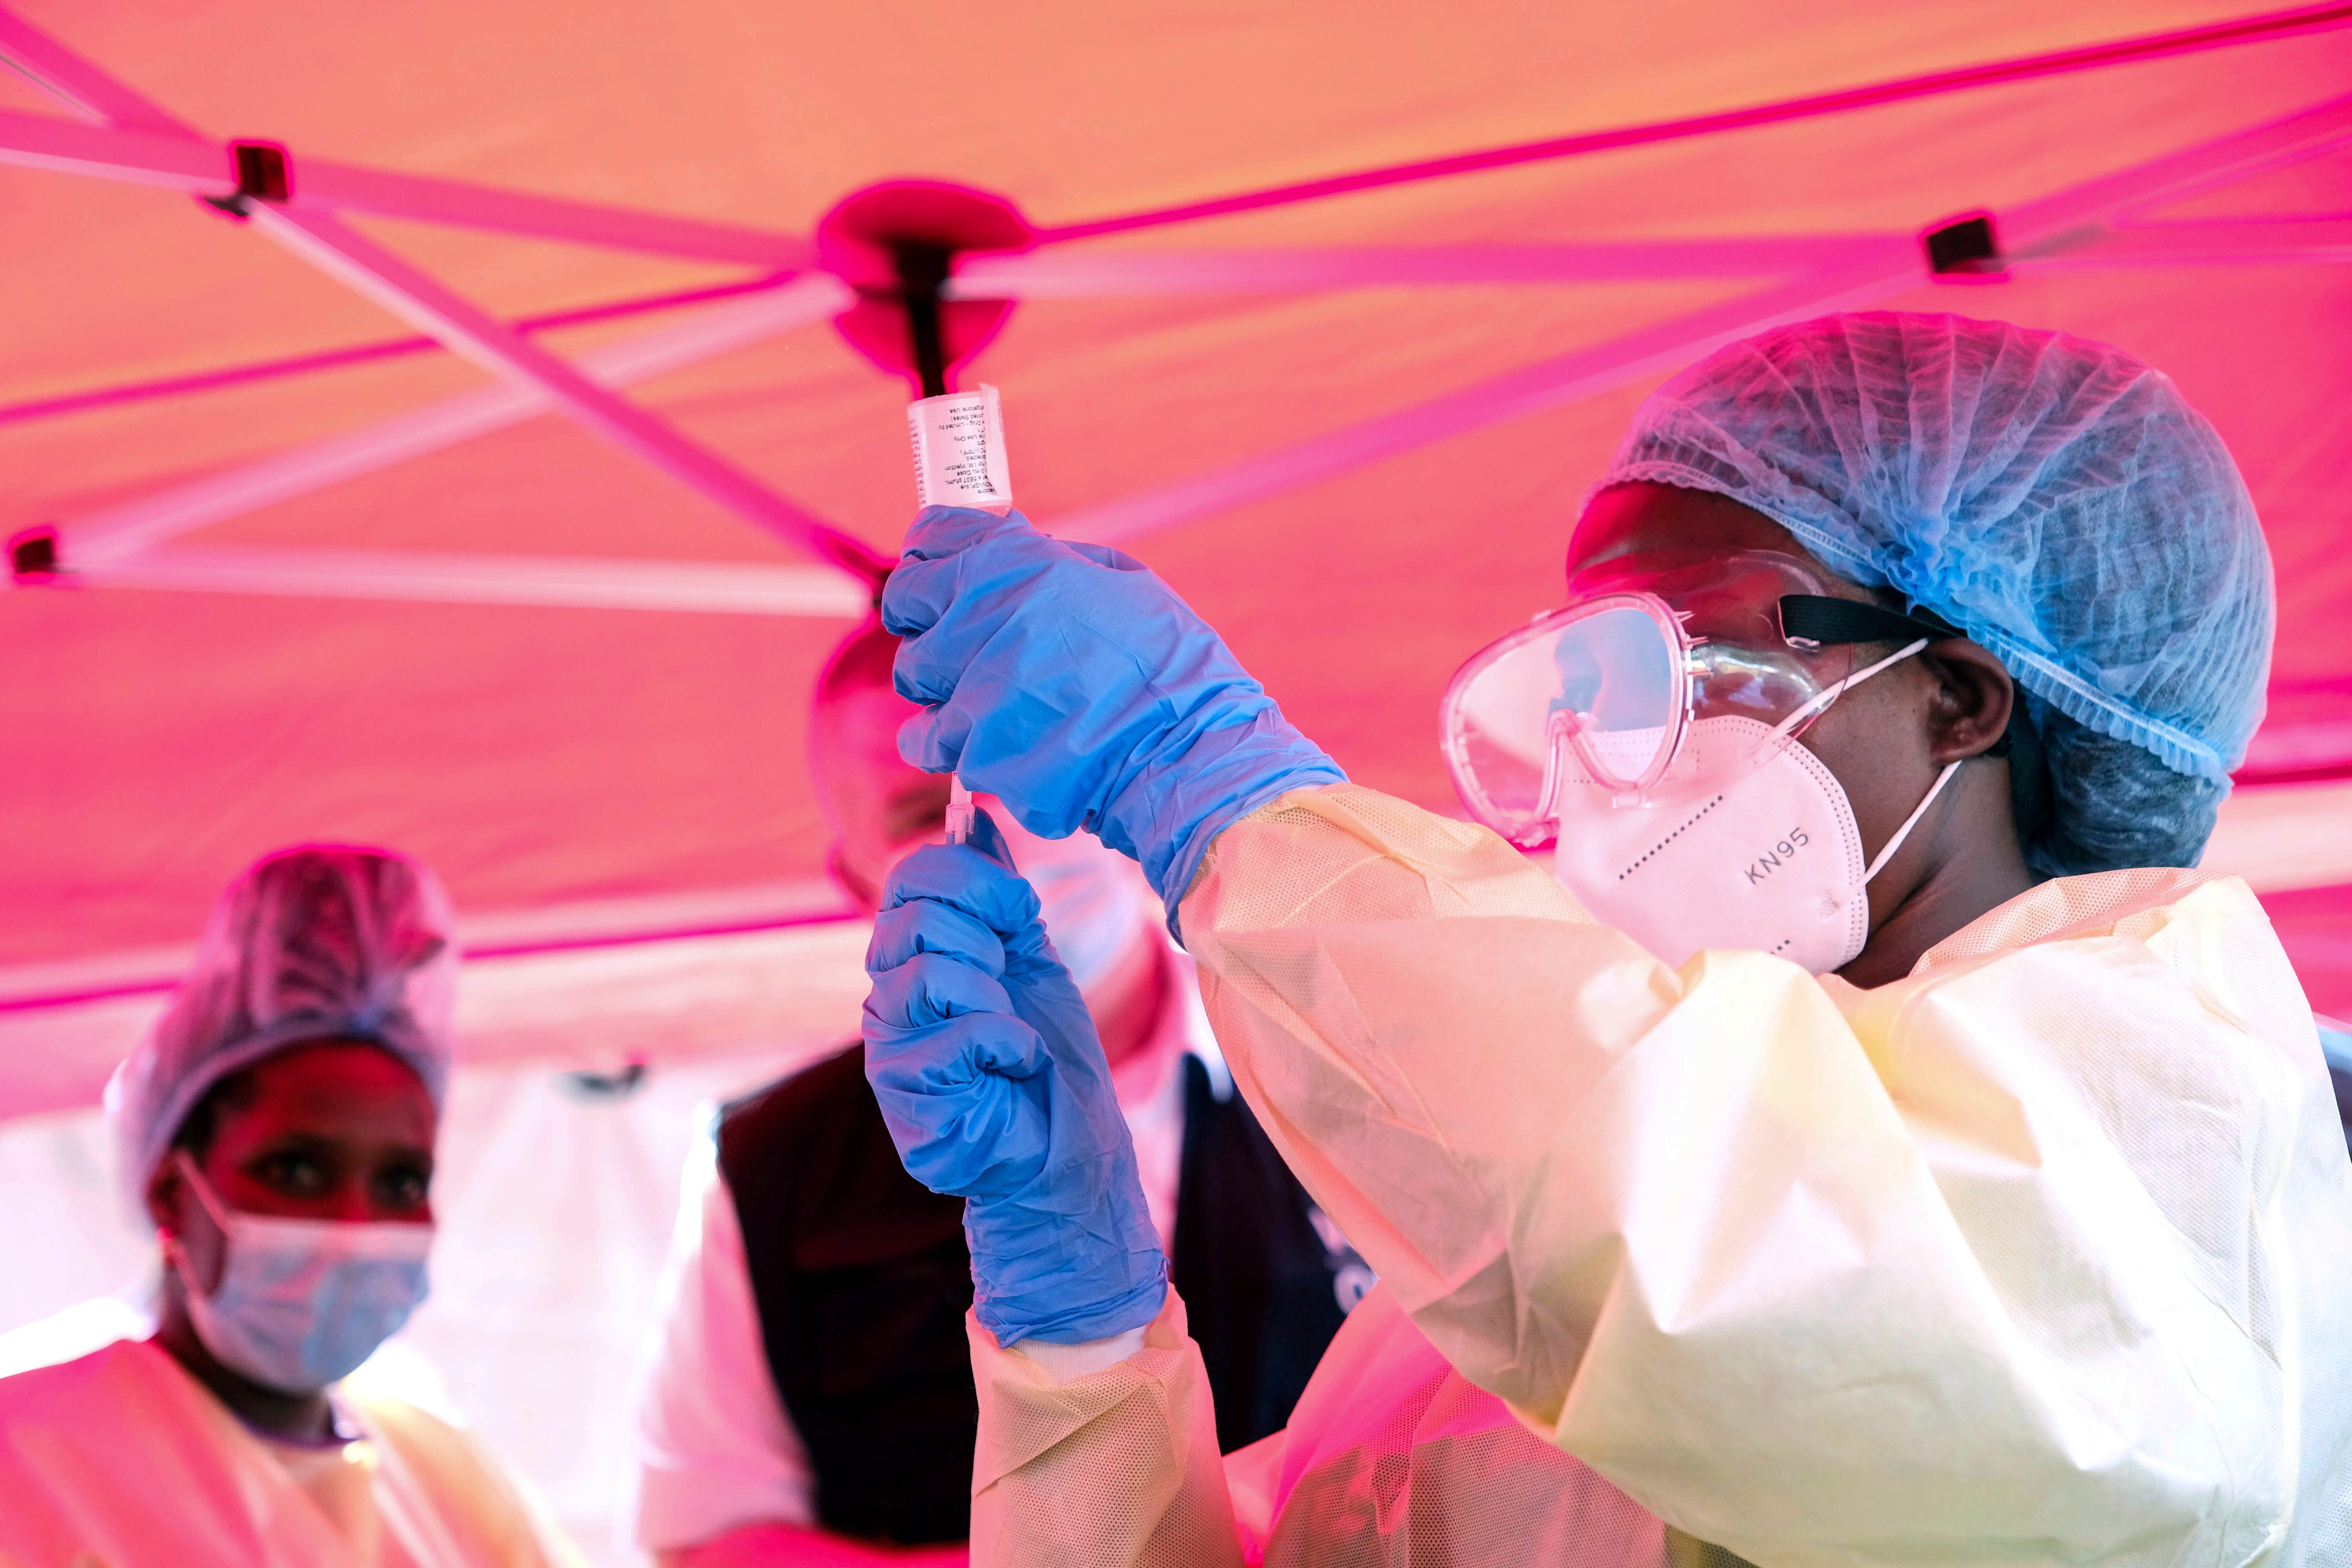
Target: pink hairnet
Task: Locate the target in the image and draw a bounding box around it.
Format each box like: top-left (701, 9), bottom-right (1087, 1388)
top-left (107, 844), bottom-right (459, 1198)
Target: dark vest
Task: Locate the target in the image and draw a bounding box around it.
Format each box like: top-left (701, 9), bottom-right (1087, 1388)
top-left (2332, 1058), bottom-right (2351, 1156)
top-left (718, 1041), bottom-right (1358, 1545)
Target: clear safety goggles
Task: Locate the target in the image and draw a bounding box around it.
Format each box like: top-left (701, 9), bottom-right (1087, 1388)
top-left (1440, 551), bottom-right (1952, 847)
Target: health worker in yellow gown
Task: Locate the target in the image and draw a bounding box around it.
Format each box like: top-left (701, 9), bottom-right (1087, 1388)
top-left (856, 312), bottom-right (2352, 1567)
top-left (0, 845), bottom-right (581, 1568)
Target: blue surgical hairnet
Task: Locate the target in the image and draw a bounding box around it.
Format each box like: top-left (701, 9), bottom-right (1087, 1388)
top-left (1598, 311), bottom-right (2274, 877)
top-left (108, 844), bottom-right (459, 1200)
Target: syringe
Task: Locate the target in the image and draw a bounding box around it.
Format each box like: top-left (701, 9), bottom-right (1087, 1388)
top-left (944, 777), bottom-right (976, 846)
top-left (895, 247), bottom-right (1001, 856)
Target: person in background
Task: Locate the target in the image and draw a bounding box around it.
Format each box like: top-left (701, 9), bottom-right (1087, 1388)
top-left (624, 618), bottom-right (1367, 1566)
top-left (2325, 1017), bottom-right (2352, 1151)
top-left (0, 844), bottom-right (579, 1568)
top-left (864, 313), bottom-right (2352, 1564)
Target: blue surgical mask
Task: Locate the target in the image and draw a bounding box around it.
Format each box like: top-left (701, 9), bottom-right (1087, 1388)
top-left (166, 1152), bottom-right (434, 1394)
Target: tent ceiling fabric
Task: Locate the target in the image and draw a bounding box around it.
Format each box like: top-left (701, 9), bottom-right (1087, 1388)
top-left (4, 4), bottom-right (2352, 1023)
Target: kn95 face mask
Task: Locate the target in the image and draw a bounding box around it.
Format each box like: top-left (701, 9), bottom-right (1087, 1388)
top-left (1551, 712), bottom-right (1960, 974)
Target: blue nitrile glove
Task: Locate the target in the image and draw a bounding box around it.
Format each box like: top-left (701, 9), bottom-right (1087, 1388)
top-left (861, 808), bottom-right (1167, 1346)
top-left (881, 506), bottom-right (1345, 929)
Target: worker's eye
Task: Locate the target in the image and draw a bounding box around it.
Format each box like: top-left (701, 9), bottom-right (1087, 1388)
top-left (254, 1149), bottom-right (332, 1197)
top-left (373, 1161), bottom-right (431, 1211)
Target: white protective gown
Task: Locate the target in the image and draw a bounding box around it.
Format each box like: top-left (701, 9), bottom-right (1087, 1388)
top-left (0, 1337), bottom-right (579, 1568)
top-left (963, 784), bottom-right (2352, 1567)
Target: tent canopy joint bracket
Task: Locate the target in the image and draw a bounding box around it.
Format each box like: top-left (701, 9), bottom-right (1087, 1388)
top-left (198, 138), bottom-right (291, 220)
top-left (1925, 213), bottom-right (2006, 278)
top-left (7, 526), bottom-right (60, 583)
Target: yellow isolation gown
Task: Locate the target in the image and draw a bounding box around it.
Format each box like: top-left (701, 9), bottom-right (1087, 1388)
top-left (963, 784), bottom-right (2352, 1568)
top-left (0, 1336), bottom-right (580, 1568)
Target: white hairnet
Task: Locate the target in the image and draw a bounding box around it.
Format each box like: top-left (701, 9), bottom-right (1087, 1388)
top-left (108, 844), bottom-right (459, 1200)
top-left (1599, 310), bottom-right (2274, 877)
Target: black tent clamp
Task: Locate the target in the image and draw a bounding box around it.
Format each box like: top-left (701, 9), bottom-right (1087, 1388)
top-left (8, 526), bottom-right (59, 584)
top-left (1924, 212), bottom-right (2005, 278)
top-left (201, 140), bottom-right (294, 219)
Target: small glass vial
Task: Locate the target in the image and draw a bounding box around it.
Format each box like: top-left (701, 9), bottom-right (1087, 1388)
top-left (909, 387), bottom-right (1010, 843)
top-left (907, 383), bottom-right (1013, 515)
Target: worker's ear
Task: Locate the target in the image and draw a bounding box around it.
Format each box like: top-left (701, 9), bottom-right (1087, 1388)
top-left (1918, 640), bottom-right (2014, 765)
top-left (826, 838), bottom-right (884, 916)
top-left (144, 1156), bottom-right (185, 1236)
top-left (148, 1152), bottom-right (229, 1294)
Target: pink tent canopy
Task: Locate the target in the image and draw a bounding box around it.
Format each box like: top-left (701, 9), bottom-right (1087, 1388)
top-left (6, 1), bottom-right (2352, 1117)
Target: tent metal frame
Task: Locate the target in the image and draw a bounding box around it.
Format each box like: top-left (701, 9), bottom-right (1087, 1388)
top-left (9, 217), bottom-right (2347, 431)
top-left (1028, 1), bottom-right (2352, 241)
top-left (3, 0), bottom-right (2349, 616)
top-left (0, 271), bottom-right (810, 428)
top-left (1056, 93), bottom-right (2352, 549)
top-left (54, 274), bottom-right (855, 570)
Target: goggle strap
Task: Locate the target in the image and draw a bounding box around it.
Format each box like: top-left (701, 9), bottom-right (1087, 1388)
top-left (1780, 595), bottom-right (1959, 648)
top-left (1771, 637), bottom-right (1931, 740)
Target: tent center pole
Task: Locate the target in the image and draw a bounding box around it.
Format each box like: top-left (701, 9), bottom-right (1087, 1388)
top-left (894, 242), bottom-right (954, 398)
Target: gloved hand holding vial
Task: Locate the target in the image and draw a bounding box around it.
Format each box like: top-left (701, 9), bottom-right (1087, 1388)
top-left (908, 382), bottom-right (1011, 847)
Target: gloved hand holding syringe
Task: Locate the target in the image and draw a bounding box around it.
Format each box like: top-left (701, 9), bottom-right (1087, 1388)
top-left (907, 381), bottom-right (1013, 846)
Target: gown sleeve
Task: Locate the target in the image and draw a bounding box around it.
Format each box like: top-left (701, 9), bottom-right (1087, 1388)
top-left (1163, 782), bottom-right (2341, 1567)
top-left (967, 1289), bottom-right (1247, 1568)
top-left (358, 1393), bottom-right (592, 1568)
